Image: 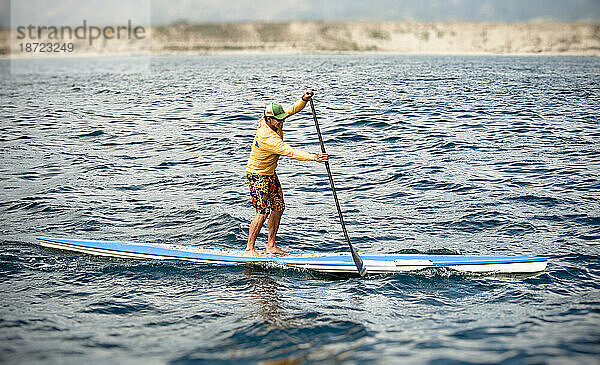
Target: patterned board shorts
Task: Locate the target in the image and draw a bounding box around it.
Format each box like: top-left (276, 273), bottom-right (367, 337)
top-left (246, 172), bottom-right (285, 214)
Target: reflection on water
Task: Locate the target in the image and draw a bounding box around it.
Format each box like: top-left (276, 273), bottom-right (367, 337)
top-left (244, 266), bottom-right (287, 327)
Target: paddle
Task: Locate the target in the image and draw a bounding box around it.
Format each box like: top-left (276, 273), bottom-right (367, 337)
top-left (309, 98), bottom-right (367, 276)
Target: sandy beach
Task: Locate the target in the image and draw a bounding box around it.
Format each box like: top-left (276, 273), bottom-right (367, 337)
top-left (3, 21), bottom-right (599, 58)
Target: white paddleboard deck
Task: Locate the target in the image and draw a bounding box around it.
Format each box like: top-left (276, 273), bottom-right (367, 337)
top-left (37, 237), bottom-right (548, 274)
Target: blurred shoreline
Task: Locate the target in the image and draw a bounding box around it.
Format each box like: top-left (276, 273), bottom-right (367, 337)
top-left (3, 21), bottom-right (600, 58)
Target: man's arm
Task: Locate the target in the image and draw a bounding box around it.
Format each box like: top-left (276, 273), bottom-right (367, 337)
top-left (271, 89), bottom-right (328, 162)
top-left (263, 133), bottom-right (316, 161)
top-left (284, 89), bottom-right (315, 116)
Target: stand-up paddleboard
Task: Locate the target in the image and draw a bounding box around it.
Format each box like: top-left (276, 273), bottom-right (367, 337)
top-left (36, 237), bottom-right (547, 274)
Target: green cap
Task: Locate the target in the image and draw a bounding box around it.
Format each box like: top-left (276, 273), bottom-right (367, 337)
top-left (264, 103), bottom-right (289, 120)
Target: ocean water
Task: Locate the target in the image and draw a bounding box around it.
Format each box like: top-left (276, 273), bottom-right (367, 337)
top-left (1, 54), bottom-right (599, 364)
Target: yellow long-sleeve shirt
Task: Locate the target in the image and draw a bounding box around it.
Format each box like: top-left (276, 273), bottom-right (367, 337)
top-left (246, 99), bottom-right (316, 175)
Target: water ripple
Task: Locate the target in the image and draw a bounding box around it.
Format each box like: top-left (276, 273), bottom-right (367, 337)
top-left (1, 55), bottom-right (599, 364)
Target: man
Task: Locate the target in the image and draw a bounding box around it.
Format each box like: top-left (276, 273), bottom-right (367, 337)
top-left (245, 89), bottom-right (328, 257)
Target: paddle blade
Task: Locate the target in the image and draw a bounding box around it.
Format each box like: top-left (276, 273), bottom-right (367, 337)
top-left (350, 247), bottom-right (368, 276)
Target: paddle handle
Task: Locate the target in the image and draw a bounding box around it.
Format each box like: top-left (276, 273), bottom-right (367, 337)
top-left (309, 99), bottom-right (366, 276)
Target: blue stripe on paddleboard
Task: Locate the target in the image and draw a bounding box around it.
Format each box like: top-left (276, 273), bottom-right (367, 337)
top-left (281, 254), bottom-right (547, 264)
top-left (37, 237), bottom-right (272, 263)
top-left (36, 237), bottom-right (547, 266)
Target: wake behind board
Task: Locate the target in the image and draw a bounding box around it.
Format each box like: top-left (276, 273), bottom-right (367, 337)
top-left (36, 237), bottom-right (547, 274)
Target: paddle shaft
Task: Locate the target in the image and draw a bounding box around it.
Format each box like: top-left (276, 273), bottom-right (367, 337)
top-left (309, 99), bottom-right (367, 276)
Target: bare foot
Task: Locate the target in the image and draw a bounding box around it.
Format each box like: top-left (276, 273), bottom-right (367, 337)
top-left (266, 246), bottom-right (289, 257)
top-left (243, 249), bottom-right (263, 257)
